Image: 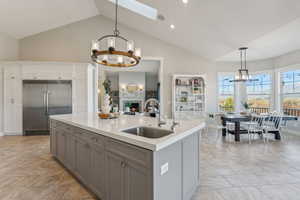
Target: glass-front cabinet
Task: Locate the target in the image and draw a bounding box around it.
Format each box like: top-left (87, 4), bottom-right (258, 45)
top-left (172, 74), bottom-right (206, 120)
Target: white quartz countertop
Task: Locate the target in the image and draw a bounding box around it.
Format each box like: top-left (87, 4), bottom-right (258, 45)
top-left (50, 113), bottom-right (206, 151)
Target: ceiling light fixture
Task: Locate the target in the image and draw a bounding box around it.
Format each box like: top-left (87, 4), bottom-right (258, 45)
top-left (170, 24), bottom-right (175, 29)
top-left (182, 0), bottom-right (188, 4)
top-left (230, 47), bottom-right (258, 82)
top-left (91, 0), bottom-right (141, 67)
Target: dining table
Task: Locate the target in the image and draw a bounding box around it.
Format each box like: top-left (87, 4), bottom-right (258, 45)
top-left (221, 114), bottom-right (298, 142)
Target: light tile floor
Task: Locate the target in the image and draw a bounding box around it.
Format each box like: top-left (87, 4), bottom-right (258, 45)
top-left (0, 136), bottom-right (96, 200)
top-left (192, 128), bottom-right (300, 200)
top-left (1, 128), bottom-right (300, 200)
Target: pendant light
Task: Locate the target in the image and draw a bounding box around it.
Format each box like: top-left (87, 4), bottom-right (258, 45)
top-left (230, 47), bottom-right (258, 82)
top-left (91, 0), bottom-right (141, 67)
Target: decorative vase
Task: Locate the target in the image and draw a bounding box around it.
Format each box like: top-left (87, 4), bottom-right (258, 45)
top-left (102, 93), bottom-right (111, 114)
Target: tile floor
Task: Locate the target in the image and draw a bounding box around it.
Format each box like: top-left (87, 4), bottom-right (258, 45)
top-left (0, 136), bottom-right (96, 200)
top-left (192, 129), bottom-right (300, 200)
top-left (1, 128), bottom-right (300, 200)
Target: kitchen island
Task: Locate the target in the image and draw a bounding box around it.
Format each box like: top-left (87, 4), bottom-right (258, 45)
top-left (50, 113), bottom-right (205, 200)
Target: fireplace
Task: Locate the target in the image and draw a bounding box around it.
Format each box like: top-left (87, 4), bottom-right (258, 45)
top-left (122, 100), bottom-right (143, 113)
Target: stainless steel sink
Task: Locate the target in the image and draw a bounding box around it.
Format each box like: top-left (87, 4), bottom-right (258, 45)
top-left (121, 126), bottom-right (173, 138)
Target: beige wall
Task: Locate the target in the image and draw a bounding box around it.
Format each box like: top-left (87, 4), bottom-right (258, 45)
top-left (19, 15), bottom-right (214, 116)
top-left (0, 33), bottom-right (18, 61)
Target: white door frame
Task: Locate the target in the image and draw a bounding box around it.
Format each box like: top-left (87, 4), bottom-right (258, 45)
top-left (142, 57), bottom-right (164, 116)
top-left (98, 57), bottom-right (165, 115)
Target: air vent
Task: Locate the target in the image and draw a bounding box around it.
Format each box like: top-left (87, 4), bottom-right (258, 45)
top-left (157, 14), bottom-right (165, 21)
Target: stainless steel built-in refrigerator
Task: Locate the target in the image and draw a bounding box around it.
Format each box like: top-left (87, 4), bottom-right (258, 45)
top-left (23, 80), bottom-right (72, 135)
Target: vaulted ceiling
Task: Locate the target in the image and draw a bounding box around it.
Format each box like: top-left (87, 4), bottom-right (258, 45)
top-left (1, 0), bottom-right (300, 61)
top-left (0, 0), bottom-right (98, 39)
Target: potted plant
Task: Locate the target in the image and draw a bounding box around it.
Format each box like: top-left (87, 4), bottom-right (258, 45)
top-left (242, 101), bottom-right (252, 113)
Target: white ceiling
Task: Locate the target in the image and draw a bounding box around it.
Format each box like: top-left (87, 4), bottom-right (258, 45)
top-left (218, 17), bottom-right (300, 61)
top-left (0, 0), bottom-right (98, 39)
top-left (1, 0), bottom-right (300, 61)
top-left (95, 0), bottom-right (300, 61)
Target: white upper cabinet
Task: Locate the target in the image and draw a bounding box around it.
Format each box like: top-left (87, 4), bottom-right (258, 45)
top-left (1, 62), bottom-right (97, 136)
top-left (22, 62), bottom-right (74, 80)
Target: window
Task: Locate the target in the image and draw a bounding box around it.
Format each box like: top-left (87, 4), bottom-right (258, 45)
top-left (108, 0), bottom-right (157, 20)
top-left (281, 69), bottom-right (300, 116)
top-left (246, 73), bottom-right (272, 112)
top-left (218, 74), bottom-right (234, 112)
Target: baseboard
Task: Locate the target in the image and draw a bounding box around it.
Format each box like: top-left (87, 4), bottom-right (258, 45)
top-left (3, 132), bottom-right (23, 136)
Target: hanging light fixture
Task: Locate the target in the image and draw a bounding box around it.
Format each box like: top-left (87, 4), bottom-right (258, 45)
top-left (91, 0), bottom-right (141, 67)
top-left (230, 47), bottom-right (258, 82)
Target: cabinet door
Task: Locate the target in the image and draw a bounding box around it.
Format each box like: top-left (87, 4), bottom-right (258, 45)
top-left (106, 152), bottom-right (125, 200)
top-left (50, 127), bottom-right (57, 156)
top-left (4, 66), bottom-right (22, 135)
top-left (125, 161), bottom-right (151, 200)
top-left (56, 129), bottom-right (66, 162)
top-left (75, 138), bottom-right (91, 184)
top-left (65, 134), bottom-right (76, 170)
top-left (90, 145), bottom-right (106, 199)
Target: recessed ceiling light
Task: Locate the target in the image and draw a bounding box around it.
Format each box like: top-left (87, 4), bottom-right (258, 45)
top-left (182, 0), bottom-right (188, 4)
top-left (170, 24), bottom-right (175, 29)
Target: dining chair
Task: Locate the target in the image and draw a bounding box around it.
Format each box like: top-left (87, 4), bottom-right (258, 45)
top-left (261, 115), bottom-right (283, 142)
top-left (279, 114), bottom-right (292, 142)
top-left (241, 115), bottom-right (265, 143)
top-left (214, 114), bottom-right (235, 141)
top-left (279, 120), bottom-right (288, 140)
top-left (204, 112), bottom-right (213, 133)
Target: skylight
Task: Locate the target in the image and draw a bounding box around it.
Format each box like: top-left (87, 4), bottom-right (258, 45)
top-left (108, 0), bottom-right (157, 20)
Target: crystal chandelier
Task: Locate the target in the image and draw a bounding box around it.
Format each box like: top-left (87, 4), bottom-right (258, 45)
top-left (91, 0), bottom-right (141, 67)
top-left (230, 47), bottom-right (258, 82)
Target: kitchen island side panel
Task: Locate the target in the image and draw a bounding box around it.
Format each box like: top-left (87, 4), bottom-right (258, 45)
top-left (153, 131), bottom-right (200, 200)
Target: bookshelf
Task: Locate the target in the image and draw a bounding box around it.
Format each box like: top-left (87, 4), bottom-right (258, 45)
top-left (172, 74), bottom-right (206, 119)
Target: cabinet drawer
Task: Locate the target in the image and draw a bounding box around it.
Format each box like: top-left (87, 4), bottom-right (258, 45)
top-left (74, 127), bottom-right (94, 141)
top-left (106, 139), bottom-right (152, 167)
top-left (89, 134), bottom-right (105, 148)
top-left (53, 121), bottom-right (74, 135)
top-left (59, 122), bottom-right (72, 130)
top-left (62, 124), bottom-right (73, 133)
top-left (74, 128), bottom-right (105, 148)
top-left (54, 121), bottom-right (66, 128)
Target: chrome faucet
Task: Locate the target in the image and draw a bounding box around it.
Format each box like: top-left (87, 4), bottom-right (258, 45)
top-left (170, 120), bottom-right (179, 131)
top-left (157, 103), bottom-right (166, 127)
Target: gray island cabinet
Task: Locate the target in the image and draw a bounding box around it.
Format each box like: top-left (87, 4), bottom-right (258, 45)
top-left (50, 117), bottom-right (202, 200)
